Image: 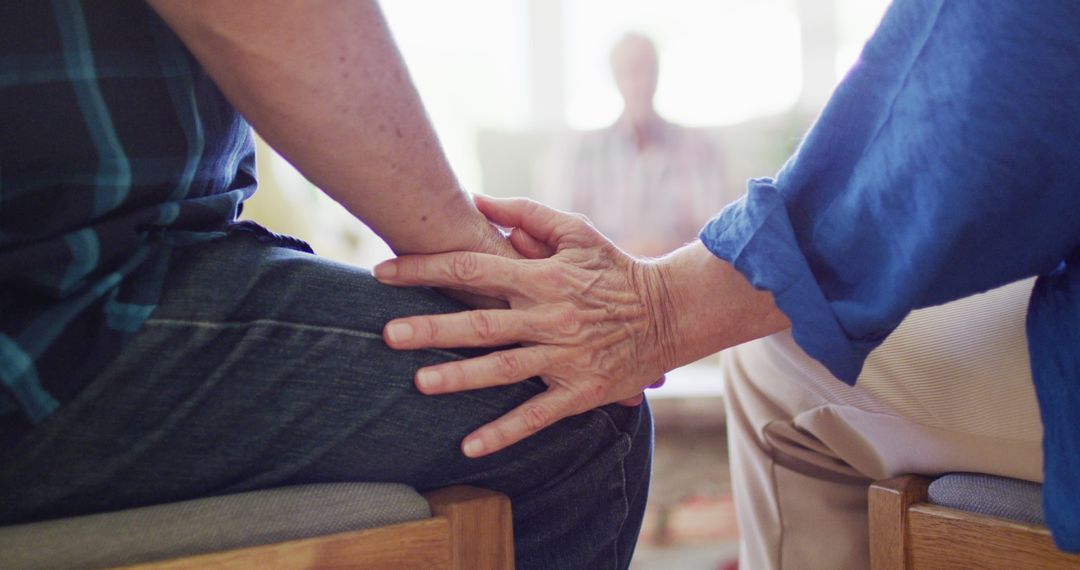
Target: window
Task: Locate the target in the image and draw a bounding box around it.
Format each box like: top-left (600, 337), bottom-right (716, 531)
top-left (563, 0), bottom-right (803, 128)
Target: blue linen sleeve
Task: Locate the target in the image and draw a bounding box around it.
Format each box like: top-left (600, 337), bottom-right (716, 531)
top-left (700, 0), bottom-right (1080, 384)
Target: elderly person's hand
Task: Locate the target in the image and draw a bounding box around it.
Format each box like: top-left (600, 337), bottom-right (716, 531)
top-left (374, 195), bottom-right (789, 457)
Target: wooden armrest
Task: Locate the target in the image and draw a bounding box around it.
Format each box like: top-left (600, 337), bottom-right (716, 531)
top-left (869, 475), bottom-right (1080, 570)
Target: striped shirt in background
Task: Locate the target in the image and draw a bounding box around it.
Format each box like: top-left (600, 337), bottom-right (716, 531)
top-left (539, 118), bottom-right (729, 258)
top-left (0, 1), bottom-right (256, 435)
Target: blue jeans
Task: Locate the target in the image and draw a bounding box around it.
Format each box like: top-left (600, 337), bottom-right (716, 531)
top-left (0, 231), bottom-right (652, 570)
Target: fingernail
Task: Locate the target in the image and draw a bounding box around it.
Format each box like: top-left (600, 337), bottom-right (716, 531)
top-left (463, 438), bottom-right (485, 457)
top-left (373, 261), bottom-right (397, 280)
top-left (416, 369), bottom-right (443, 391)
top-left (385, 322), bottom-right (413, 344)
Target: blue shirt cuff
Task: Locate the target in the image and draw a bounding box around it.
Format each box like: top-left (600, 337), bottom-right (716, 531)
top-left (699, 178), bottom-right (873, 385)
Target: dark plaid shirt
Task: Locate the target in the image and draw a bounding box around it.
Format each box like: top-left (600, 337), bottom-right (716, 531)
top-left (1, 1), bottom-right (256, 429)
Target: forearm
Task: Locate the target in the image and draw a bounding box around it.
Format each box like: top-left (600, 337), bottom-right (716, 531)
top-left (148, 0), bottom-right (505, 256)
top-left (650, 240), bottom-right (790, 366)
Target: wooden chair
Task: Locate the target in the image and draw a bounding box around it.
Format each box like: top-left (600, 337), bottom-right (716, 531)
top-left (0, 485), bottom-right (512, 570)
top-left (869, 475), bottom-right (1080, 569)
top-left (113, 486), bottom-right (514, 570)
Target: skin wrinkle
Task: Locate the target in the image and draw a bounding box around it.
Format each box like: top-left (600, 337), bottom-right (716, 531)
top-left (565, 246), bottom-right (655, 378)
top-left (633, 256), bottom-right (678, 374)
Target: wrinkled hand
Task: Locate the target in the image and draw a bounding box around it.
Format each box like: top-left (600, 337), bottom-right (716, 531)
top-left (374, 196), bottom-right (678, 458)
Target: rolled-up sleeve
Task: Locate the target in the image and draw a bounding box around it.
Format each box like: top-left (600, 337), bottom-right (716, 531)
top-left (701, 0), bottom-right (1080, 385)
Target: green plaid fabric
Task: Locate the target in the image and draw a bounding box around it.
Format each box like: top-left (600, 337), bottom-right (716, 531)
top-left (0, 0), bottom-right (256, 429)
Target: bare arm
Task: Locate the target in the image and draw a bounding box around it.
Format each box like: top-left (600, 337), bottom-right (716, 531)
top-left (147, 0), bottom-right (510, 257)
top-left (373, 196), bottom-right (790, 457)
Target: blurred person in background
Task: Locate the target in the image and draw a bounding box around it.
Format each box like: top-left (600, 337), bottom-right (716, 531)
top-left (541, 33), bottom-right (727, 257)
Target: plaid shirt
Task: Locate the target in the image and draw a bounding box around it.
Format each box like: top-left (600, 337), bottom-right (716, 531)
top-left (1, 1), bottom-right (256, 431)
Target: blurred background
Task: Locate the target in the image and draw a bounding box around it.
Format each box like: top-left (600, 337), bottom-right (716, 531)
top-left (242, 1), bottom-right (891, 567)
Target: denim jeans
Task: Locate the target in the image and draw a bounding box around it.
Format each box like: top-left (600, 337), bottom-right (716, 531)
top-left (0, 231), bottom-right (653, 570)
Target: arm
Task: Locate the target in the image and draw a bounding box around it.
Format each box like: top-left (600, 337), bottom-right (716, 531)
top-left (374, 195), bottom-right (789, 457)
top-left (146, 0), bottom-right (511, 257)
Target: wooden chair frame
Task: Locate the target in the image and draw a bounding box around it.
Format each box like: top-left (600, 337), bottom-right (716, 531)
top-left (869, 475), bottom-right (1080, 569)
top-left (115, 486), bottom-right (514, 570)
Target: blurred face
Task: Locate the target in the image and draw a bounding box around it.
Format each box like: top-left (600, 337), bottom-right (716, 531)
top-left (610, 35), bottom-right (659, 121)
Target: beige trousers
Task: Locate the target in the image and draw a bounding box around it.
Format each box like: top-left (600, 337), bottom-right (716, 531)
top-left (722, 278), bottom-right (1043, 570)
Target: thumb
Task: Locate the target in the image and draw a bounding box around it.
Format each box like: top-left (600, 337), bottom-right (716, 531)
top-left (509, 227), bottom-right (555, 259)
top-left (475, 195), bottom-right (588, 247)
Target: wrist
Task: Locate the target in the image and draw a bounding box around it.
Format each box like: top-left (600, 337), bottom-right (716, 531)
top-left (633, 257), bottom-right (681, 374)
top-left (451, 196), bottom-right (521, 259)
top-left (652, 240), bottom-right (790, 365)
top-left (649, 244), bottom-right (715, 368)
top-left (382, 191), bottom-right (516, 259)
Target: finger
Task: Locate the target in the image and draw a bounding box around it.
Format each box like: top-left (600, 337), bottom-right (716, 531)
top-left (647, 374), bottom-right (666, 389)
top-left (460, 388), bottom-right (582, 458)
top-left (414, 346), bottom-right (551, 394)
top-left (475, 195), bottom-right (555, 232)
top-left (509, 227), bottom-right (554, 259)
top-left (384, 309), bottom-right (540, 349)
top-left (475, 195), bottom-right (591, 247)
top-left (373, 251), bottom-right (526, 297)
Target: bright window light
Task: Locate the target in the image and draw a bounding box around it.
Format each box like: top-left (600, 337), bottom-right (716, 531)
top-left (564, 0), bottom-right (803, 128)
top-left (381, 0), bottom-right (532, 192)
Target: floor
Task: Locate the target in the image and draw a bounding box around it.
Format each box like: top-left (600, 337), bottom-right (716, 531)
top-left (630, 395), bottom-right (740, 570)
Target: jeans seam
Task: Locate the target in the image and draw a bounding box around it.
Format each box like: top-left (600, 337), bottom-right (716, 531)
top-left (144, 317), bottom-right (466, 361)
top-left (595, 406), bottom-right (635, 569)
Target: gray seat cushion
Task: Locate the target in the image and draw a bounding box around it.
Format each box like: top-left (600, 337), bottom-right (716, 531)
top-left (0, 482), bottom-right (431, 570)
top-left (928, 472), bottom-right (1044, 526)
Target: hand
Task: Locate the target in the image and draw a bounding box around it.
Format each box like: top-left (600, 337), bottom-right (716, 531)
top-left (374, 196), bottom-right (680, 457)
top-left (432, 208), bottom-right (520, 310)
top-left (478, 207), bottom-right (666, 403)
